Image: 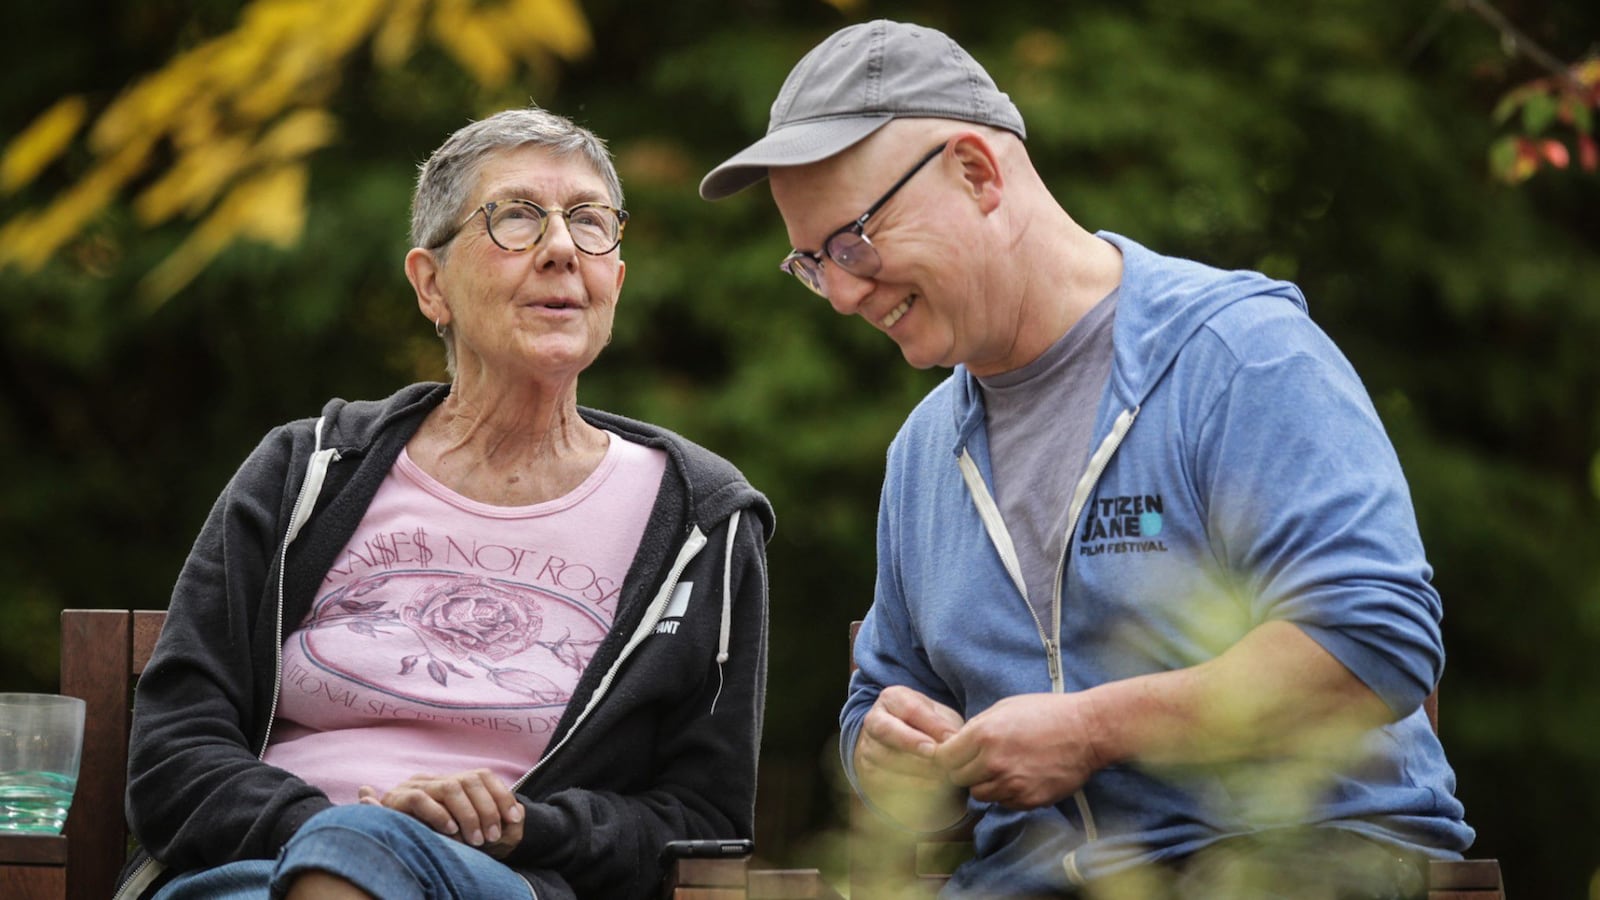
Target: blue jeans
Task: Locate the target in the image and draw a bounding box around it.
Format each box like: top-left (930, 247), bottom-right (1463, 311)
top-left (152, 805), bottom-right (536, 900)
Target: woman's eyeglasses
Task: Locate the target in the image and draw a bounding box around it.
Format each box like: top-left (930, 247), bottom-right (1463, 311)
top-left (432, 199), bottom-right (628, 255)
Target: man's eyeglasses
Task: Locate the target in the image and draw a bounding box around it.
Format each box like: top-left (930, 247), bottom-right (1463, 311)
top-left (779, 143), bottom-right (946, 297)
top-left (432, 199), bottom-right (628, 255)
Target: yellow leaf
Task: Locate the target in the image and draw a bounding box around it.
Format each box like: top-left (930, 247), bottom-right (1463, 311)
top-left (134, 108), bottom-right (332, 226)
top-left (503, 0), bottom-right (592, 61)
top-left (171, 100), bottom-right (224, 153)
top-left (137, 217), bottom-right (234, 311)
top-left (238, 0), bottom-right (319, 42)
top-left (819, 0), bottom-right (864, 13)
top-left (138, 164), bottom-right (309, 308)
top-left (318, 0), bottom-right (388, 60)
top-left (1575, 58), bottom-right (1600, 89)
top-left (1, 96), bottom-right (88, 193)
top-left (431, 0), bottom-right (514, 89)
top-left (90, 49), bottom-right (214, 154)
top-left (0, 212), bottom-right (44, 270)
top-left (133, 135), bottom-right (254, 225)
top-left (256, 109), bottom-right (340, 163)
top-left (0, 139), bottom-right (148, 273)
top-left (233, 42), bottom-right (328, 121)
top-left (211, 0), bottom-right (378, 114)
top-left (238, 164), bottom-right (309, 246)
top-left (12, 0), bottom-right (600, 278)
top-left (205, 25), bottom-right (280, 99)
top-left (374, 0), bottom-right (429, 68)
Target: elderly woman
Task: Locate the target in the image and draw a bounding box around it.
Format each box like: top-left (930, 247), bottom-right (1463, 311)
top-left (117, 108), bottom-right (773, 900)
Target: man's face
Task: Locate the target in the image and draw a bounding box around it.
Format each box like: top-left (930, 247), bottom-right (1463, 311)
top-left (768, 139), bottom-right (1006, 374)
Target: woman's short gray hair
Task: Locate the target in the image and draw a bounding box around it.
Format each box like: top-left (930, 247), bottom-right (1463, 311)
top-left (410, 107), bottom-right (624, 375)
top-left (410, 106), bottom-right (624, 252)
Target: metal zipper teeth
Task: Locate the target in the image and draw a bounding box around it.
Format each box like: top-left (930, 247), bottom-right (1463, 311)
top-left (111, 854), bottom-right (160, 900)
top-left (512, 526), bottom-right (709, 792)
top-left (1051, 405), bottom-right (1141, 689)
top-left (1050, 406), bottom-right (1139, 853)
top-left (260, 530), bottom-right (291, 758)
top-left (259, 446), bottom-right (339, 758)
top-left (115, 437), bottom-right (346, 900)
top-left (955, 451), bottom-right (1053, 673)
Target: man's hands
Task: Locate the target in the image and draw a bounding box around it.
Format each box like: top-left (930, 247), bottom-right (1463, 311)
top-left (856, 622), bottom-right (1402, 821)
top-left (856, 686), bottom-right (1109, 822)
top-left (934, 693), bottom-right (1107, 809)
top-left (358, 769), bottom-right (525, 859)
top-left (856, 686), bottom-right (968, 828)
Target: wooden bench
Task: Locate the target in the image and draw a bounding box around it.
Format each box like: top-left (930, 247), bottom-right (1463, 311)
top-left (0, 832), bottom-right (67, 900)
top-left (0, 611), bottom-right (167, 900)
top-left (666, 858), bottom-right (843, 899)
top-left (0, 609), bottom-right (839, 900)
top-left (846, 621), bottom-right (1506, 899)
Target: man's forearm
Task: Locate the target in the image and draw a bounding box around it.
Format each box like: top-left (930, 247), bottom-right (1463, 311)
top-left (1083, 620), bottom-right (1398, 768)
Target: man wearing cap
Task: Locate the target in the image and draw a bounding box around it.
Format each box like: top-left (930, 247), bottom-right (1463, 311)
top-left (703, 18), bottom-right (1474, 900)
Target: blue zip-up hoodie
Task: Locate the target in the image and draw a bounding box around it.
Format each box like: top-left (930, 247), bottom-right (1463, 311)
top-left (841, 233), bottom-right (1473, 895)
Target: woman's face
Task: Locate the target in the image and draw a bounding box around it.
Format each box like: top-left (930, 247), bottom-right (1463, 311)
top-left (429, 145), bottom-right (625, 387)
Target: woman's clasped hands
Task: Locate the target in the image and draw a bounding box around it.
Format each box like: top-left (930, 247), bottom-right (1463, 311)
top-left (358, 769), bottom-right (526, 859)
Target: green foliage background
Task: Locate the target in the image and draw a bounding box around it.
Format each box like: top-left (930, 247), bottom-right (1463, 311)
top-left (3, 0), bottom-right (1597, 895)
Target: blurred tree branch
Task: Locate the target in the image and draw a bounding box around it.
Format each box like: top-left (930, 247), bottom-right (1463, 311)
top-left (1454, 0), bottom-right (1583, 89)
top-left (1443, 0), bottom-right (1599, 181)
top-left (0, 0), bottom-right (591, 306)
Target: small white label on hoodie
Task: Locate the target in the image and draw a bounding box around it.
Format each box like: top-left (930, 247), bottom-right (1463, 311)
top-left (653, 582), bottom-right (693, 635)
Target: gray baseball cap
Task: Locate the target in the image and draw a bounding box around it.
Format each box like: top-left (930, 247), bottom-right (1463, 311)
top-left (699, 19), bottom-right (1026, 201)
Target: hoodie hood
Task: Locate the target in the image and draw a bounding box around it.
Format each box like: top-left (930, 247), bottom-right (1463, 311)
top-left (312, 382), bottom-right (774, 538)
top-left (1100, 231), bottom-right (1307, 408)
top-left (950, 232), bottom-right (1307, 441)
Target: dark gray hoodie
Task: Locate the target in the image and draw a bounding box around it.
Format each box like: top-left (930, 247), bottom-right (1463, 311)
top-left (121, 382), bottom-right (773, 900)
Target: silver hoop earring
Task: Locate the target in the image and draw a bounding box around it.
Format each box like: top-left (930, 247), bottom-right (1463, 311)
top-left (435, 319), bottom-right (447, 338)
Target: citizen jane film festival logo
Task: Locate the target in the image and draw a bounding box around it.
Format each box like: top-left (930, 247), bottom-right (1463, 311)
top-left (1079, 493), bottom-right (1168, 557)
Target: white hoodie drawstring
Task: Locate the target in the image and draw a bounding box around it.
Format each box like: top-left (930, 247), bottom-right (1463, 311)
top-left (709, 509), bottom-right (741, 714)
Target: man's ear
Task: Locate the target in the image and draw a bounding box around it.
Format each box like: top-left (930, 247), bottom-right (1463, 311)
top-left (406, 246), bottom-right (449, 325)
top-left (948, 134), bottom-right (1004, 214)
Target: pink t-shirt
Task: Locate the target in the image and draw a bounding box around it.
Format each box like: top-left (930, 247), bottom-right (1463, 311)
top-left (262, 433), bottom-right (667, 803)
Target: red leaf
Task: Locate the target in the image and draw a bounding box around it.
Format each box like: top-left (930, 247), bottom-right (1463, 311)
top-left (1580, 134), bottom-right (1599, 172)
top-left (1540, 140), bottom-right (1570, 168)
top-left (1508, 138), bottom-right (1541, 182)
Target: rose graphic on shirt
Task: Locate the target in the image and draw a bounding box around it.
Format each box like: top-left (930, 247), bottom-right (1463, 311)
top-left (304, 573), bottom-right (604, 705)
top-left (402, 578), bottom-right (544, 662)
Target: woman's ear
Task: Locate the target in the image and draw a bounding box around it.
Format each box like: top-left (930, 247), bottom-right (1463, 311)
top-left (405, 247), bottom-right (449, 325)
top-left (948, 133), bottom-right (1004, 214)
